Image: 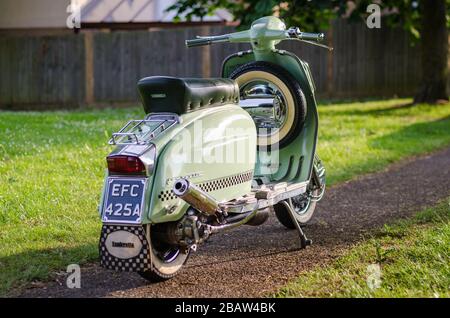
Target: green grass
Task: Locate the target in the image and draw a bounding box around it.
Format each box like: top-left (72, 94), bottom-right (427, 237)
top-left (318, 99), bottom-right (450, 184)
top-left (274, 199), bottom-right (450, 298)
top-left (0, 107), bottom-right (144, 295)
top-left (0, 98), bottom-right (449, 296)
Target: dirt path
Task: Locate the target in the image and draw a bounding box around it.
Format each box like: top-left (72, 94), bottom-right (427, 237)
top-left (20, 148), bottom-right (450, 298)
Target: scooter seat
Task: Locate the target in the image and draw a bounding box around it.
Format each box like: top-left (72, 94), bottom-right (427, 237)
top-left (138, 76), bottom-right (239, 115)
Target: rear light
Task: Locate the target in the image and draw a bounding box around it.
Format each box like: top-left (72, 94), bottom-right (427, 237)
top-left (107, 155), bottom-right (146, 174)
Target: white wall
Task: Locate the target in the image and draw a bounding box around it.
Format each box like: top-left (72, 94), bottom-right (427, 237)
top-left (0, 0), bottom-right (69, 28)
top-left (0, 0), bottom-right (232, 29)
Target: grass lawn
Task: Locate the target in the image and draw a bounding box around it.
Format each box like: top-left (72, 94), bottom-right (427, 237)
top-left (274, 199), bottom-right (450, 298)
top-left (0, 98), bottom-right (449, 296)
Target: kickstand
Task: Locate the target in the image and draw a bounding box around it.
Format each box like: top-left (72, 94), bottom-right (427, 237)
top-left (281, 199), bottom-right (312, 249)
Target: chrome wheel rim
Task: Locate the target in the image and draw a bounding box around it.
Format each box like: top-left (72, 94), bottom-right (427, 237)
top-left (162, 248), bottom-right (180, 263)
top-left (155, 246), bottom-right (181, 263)
top-left (239, 79), bottom-right (289, 138)
top-left (291, 193), bottom-right (312, 216)
top-left (151, 230), bottom-right (182, 264)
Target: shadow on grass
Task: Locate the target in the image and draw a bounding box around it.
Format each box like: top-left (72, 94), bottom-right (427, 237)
top-left (317, 97), bottom-right (410, 106)
top-left (369, 114), bottom-right (450, 152)
top-left (0, 243), bottom-right (149, 298)
top-left (322, 102), bottom-right (419, 117)
top-left (324, 102), bottom-right (450, 122)
top-left (323, 114), bottom-right (450, 186)
top-left (362, 102), bottom-right (416, 116)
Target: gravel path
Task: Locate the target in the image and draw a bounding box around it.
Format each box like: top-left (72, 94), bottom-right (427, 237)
top-left (20, 148), bottom-right (450, 298)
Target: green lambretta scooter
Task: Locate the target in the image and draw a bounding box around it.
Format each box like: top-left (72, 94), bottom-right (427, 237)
top-left (98, 16), bottom-right (328, 282)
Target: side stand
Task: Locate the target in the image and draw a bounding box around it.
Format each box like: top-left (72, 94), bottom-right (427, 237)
top-left (281, 199), bottom-right (312, 249)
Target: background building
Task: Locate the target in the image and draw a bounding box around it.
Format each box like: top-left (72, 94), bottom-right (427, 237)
top-left (0, 0), bottom-right (233, 33)
top-left (0, 0), bottom-right (424, 109)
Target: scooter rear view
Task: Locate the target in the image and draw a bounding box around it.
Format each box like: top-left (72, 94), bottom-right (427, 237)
top-left (98, 16), bottom-right (328, 282)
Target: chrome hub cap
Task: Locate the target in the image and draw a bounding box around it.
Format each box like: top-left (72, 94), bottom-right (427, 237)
top-left (239, 79), bottom-right (288, 138)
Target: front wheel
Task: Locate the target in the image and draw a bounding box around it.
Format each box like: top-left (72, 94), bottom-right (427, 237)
top-left (138, 229), bottom-right (190, 282)
top-left (273, 189), bottom-right (319, 229)
top-left (274, 155), bottom-right (325, 229)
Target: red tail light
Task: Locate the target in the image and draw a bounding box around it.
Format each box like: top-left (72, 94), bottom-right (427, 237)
top-left (107, 155), bottom-right (146, 174)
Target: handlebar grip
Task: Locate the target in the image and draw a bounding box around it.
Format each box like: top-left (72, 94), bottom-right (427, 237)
top-left (299, 32), bottom-right (325, 42)
top-left (185, 38), bottom-right (211, 48)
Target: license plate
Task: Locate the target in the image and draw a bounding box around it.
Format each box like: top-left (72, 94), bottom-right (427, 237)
top-left (102, 178), bottom-right (147, 224)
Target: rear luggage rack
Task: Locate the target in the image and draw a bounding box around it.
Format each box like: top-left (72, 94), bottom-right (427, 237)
top-left (109, 114), bottom-right (179, 145)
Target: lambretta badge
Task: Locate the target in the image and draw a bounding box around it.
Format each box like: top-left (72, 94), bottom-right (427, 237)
top-left (112, 241), bottom-right (135, 248)
top-left (105, 231), bottom-right (143, 259)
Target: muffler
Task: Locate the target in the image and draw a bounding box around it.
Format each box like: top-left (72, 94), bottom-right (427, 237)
top-left (173, 179), bottom-right (221, 215)
top-left (172, 178), bottom-right (268, 231)
top-left (245, 208), bottom-right (269, 226)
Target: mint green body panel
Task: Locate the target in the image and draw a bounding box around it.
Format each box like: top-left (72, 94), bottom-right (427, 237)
top-left (222, 50), bottom-right (318, 184)
top-left (145, 105), bottom-right (257, 224)
top-left (102, 16), bottom-right (320, 226)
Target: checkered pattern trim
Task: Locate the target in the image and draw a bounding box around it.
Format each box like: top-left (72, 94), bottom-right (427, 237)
top-left (158, 189), bottom-right (178, 202)
top-left (99, 225), bottom-right (151, 272)
top-left (197, 170), bottom-right (253, 192)
top-left (158, 170), bottom-right (254, 202)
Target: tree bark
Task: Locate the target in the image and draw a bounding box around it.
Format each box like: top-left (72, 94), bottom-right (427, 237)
top-left (414, 0), bottom-right (449, 103)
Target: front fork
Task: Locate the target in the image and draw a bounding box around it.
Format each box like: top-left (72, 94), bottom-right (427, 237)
top-left (284, 154), bottom-right (326, 249)
top-left (311, 154), bottom-right (326, 200)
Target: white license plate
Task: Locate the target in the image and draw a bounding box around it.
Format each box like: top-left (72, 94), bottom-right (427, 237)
top-left (102, 178), bottom-right (147, 224)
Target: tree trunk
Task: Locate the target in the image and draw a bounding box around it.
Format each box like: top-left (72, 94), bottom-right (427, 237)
top-left (414, 0), bottom-right (449, 103)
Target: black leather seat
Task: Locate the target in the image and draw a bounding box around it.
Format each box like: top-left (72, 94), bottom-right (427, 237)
top-left (138, 76), bottom-right (240, 115)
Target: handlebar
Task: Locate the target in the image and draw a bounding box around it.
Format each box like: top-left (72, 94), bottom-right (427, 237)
top-left (185, 38), bottom-right (211, 48)
top-left (286, 27), bottom-right (324, 42)
top-left (301, 32), bottom-right (324, 41)
top-left (185, 26), bottom-right (328, 50)
top-left (186, 35), bottom-right (230, 48)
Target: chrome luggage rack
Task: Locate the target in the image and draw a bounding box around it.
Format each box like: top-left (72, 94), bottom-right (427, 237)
top-left (109, 113), bottom-right (179, 145)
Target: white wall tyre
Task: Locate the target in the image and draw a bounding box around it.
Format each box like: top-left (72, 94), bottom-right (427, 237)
top-left (274, 155), bottom-right (325, 228)
top-left (138, 231), bottom-right (190, 282)
top-left (273, 189), bottom-right (318, 229)
top-left (230, 61), bottom-right (307, 149)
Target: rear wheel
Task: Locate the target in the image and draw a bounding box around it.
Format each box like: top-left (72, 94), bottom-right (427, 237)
top-left (138, 229), bottom-right (189, 282)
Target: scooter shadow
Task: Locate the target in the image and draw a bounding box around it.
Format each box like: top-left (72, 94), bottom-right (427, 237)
top-left (13, 219), bottom-right (327, 297)
top-left (3, 244), bottom-right (146, 298)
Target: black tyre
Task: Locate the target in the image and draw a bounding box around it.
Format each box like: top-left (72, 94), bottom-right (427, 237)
top-left (273, 189), bottom-right (319, 229)
top-left (274, 155), bottom-right (325, 229)
top-left (230, 61), bottom-right (306, 149)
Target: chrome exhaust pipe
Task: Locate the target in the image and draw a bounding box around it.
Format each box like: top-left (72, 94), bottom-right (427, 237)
top-left (209, 209), bottom-right (258, 234)
top-left (173, 179), bottom-right (221, 215)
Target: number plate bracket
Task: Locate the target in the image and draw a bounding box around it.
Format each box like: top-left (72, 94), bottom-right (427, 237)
top-left (102, 177), bottom-right (147, 224)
